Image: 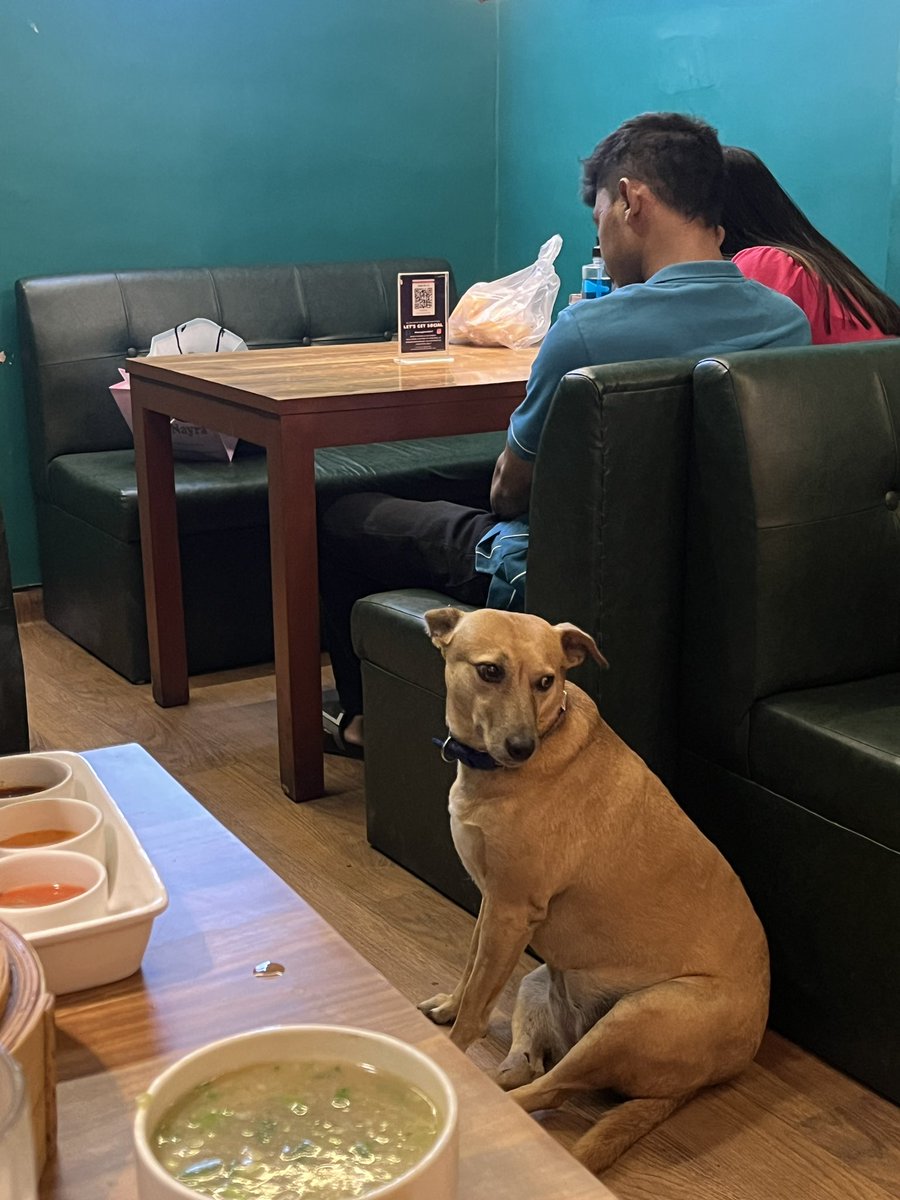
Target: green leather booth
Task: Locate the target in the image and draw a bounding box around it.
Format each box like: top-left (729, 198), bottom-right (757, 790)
top-left (0, 504), bottom-right (29, 755)
top-left (678, 342), bottom-right (900, 1104)
top-left (16, 260), bottom-right (502, 682)
top-left (354, 342), bottom-right (900, 1104)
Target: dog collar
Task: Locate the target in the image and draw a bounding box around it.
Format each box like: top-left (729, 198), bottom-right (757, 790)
top-left (433, 734), bottom-right (500, 771)
top-left (433, 689), bottom-right (569, 772)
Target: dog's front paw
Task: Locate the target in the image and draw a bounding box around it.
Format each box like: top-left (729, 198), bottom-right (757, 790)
top-left (417, 993), bottom-right (459, 1025)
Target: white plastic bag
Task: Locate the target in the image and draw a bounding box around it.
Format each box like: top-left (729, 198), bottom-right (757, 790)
top-left (448, 235), bottom-right (563, 349)
top-left (110, 317), bottom-right (246, 462)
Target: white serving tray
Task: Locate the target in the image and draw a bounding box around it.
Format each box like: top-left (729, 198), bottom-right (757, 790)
top-left (0, 751), bottom-right (168, 995)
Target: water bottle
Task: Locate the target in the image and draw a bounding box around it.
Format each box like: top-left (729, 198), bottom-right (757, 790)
top-left (581, 245), bottom-right (612, 299)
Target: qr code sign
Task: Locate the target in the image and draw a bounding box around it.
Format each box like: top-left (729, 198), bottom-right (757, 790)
top-left (412, 280), bottom-right (436, 316)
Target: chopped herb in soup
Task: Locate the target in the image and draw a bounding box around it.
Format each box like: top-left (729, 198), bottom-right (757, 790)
top-left (152, 1058), bottom-right (440, 1198)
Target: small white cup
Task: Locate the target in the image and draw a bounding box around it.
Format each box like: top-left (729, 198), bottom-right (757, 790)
top-left (0, 754), bottom-right (73, 805)
top-left (0, 849), bottom-right (108, 935)
top-left (0, 797), bottom-right (105, 865)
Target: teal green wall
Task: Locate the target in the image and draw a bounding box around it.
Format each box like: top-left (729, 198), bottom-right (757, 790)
top-left (0, 0), bottom-right (498, 584)
top-left (889, 32), bottom-right (900, 298)
top-left (5, 0), bottom-right (900, 586)
top-left (496, 0), bottom-right (900, 314)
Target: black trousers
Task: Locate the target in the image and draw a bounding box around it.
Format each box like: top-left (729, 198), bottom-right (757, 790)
top-left (317, 492), bottom-right (495, 718)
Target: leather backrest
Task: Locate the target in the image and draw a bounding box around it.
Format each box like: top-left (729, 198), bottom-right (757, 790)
top-left (681, 341), bottom-right (900, 773)
top-left (527, 357), bottom-right (697, 785)
top-left (16, 259), bottom-right (455, 492)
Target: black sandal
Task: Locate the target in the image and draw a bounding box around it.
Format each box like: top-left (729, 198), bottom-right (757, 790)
top-left (322, 693), bottom-right (364, 760)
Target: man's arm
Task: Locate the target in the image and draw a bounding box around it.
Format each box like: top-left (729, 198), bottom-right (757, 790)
top-left (490, 305), bottom-right (592, 519)
top-left (490, 447), bottom-right (533, 519)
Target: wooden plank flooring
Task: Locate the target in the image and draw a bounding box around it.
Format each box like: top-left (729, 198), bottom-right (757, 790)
top-left (14, 592), bottom-right (900, 1199)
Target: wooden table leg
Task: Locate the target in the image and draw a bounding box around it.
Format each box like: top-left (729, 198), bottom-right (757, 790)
top-left (132, 383), bottom-right (189, 707)
top-left (266, 419), bottom-right (325, 801)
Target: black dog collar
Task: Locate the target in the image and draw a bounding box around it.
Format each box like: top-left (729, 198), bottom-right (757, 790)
top-left (432, 691), bottom-right (569, 771)
top-left (432, 734), bottom-right (500, 771)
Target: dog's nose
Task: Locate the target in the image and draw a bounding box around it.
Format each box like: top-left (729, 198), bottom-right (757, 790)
top-left (505, 735), bottom-right (535, 762)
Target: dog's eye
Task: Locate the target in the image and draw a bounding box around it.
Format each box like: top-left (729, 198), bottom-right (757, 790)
top-left (476, 663), bottom-right (504, 683)
top-left (536, 675), bottom-right (555, 692)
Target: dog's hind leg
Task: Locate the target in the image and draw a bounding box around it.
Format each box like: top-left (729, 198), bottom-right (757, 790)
top-left (495, 965), bottom-right (560, 1090)
top-left (508, 976), bottom-right (760, 1169)
top-left (505, 991), bottom-right (697, 1170)
top-left (511, 976), bottom-right (755, 1111)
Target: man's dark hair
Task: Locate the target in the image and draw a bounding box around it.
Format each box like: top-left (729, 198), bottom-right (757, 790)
top-left (581, 112), bottom-right (724, 227)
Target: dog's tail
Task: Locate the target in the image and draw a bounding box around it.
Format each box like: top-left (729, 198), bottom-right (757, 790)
top-left (572, 1093), bottom-right (692, 1174)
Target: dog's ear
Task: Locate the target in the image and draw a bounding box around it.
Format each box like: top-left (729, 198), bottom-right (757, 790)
top-left (424, 607), bottom-right (465, 649)
top-left (555, 623), bottom-right (609, 670)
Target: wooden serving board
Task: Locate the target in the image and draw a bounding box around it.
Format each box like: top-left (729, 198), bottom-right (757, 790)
top-left (0, 936), bottom-right (9, 1015)
top-left (0, 919), bottom-right (56, 1180)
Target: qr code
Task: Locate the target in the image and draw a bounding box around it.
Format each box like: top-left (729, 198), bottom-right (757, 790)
top-left (412, 280), bottom-right (436, 316)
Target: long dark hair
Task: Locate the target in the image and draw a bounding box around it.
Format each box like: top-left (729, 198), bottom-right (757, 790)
top-left (721, 146), bottom-right (900, 335)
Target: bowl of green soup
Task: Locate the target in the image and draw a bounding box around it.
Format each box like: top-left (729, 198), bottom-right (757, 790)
top-left (133, 1024), bottom-right (459, 1200)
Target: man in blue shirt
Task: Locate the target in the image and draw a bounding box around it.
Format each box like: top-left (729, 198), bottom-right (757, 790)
top-left (319, 112), bottom-right (811, 753)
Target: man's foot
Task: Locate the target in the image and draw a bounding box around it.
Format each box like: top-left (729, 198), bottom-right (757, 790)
top-left (322, 694), bottom-right (364, 759)
top-left (342, 715), bottom-right (364, 747)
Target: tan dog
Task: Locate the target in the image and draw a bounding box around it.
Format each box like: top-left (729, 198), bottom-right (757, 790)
top-left (418, 607), bottom-right (769, 1173)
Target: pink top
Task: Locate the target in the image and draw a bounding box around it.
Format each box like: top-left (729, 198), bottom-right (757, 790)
top-left (732, 245), bottom-right (891, 345)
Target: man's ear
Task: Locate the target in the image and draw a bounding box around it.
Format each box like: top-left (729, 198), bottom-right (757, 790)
top-left (424, 607), bottom-right (465, 650)
top-left (618, 176), bottom-right (647, 223)
top-left (555, 623), bottom-right (609, 671)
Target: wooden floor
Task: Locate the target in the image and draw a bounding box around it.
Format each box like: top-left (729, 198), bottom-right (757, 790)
top-left (14, 592), bottom-right (900, 1200)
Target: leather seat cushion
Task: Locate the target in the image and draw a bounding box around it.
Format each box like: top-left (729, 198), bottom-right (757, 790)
top-left (750, 674), bottom-right (900, 850)
top-left (46, 433), bottom-right (503, 543)
top-left (353, 590), bottom-right (473, 698)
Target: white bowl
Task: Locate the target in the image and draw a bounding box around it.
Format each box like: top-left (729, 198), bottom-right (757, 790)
top-left (0, 849), bottom-right (109, 935)
top-left (0, 754), bottom-right (73, 805)
top-left (0, 797), bottom-right (105, 864)
top-left (134, 1024), bottom-right (459, 1200)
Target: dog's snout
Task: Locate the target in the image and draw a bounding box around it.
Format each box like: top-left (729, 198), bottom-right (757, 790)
top-left (505, 734), bottom-right (535, 762)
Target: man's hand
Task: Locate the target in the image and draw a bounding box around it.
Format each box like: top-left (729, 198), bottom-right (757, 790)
top-left (490, 447), bottom-right (533, 519)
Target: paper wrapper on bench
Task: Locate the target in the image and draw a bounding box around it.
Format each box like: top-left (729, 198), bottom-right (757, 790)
top-left (110, 317), bottom-right (245, 462)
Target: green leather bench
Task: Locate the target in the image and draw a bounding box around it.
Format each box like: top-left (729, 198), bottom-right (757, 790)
top-left (16, 260), bottom-right (503, 682)
top-left (354, 342), bottom-right (900, 1104)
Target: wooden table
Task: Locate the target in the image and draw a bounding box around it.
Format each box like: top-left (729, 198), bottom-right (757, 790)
top-left (40, 744), bottom-right (612, 1200)
top-left (128, 344), bottom-right (537, 802)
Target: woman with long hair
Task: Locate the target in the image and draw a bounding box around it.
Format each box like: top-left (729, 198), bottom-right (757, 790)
top-left (721, 146), bottom-right (900, 343)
